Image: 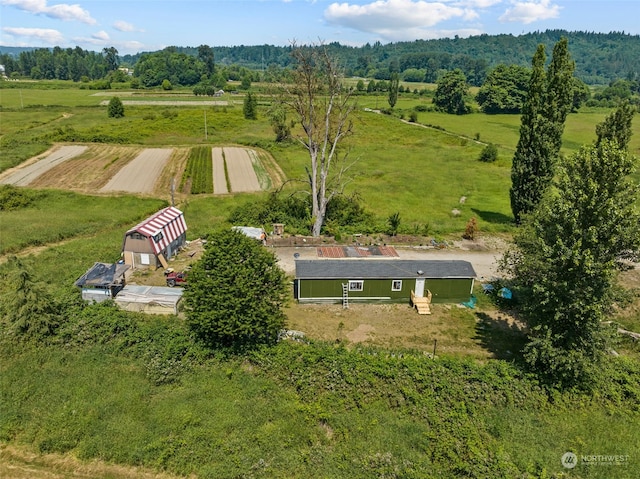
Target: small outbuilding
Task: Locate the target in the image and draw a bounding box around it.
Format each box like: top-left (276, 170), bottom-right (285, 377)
top-left (122, 206), bottom-right (187, 270)
top-left (294, 259), bottom-right (476, 306)
top-left (75, 262), bottom-right (130, 302)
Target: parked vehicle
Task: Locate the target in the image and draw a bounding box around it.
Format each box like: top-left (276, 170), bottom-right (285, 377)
top-left (164, 269), bottom-right (187, 287)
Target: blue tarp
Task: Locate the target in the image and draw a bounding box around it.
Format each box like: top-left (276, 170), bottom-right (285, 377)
top-left (462, 294), bottom-right (477, 309)
top-left (498, 287), bottom-right (513, 299)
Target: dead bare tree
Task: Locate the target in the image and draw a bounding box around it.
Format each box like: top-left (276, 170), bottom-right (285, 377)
top-left (286, 43), bottom-right (357, 237)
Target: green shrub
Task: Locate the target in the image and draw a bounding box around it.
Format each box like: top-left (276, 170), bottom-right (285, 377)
top-left (0, 185), bottom-right (41, 210)
top-left (107, 96), bottom-right (124, 118)
top-left (479, 143), bottom-right (499, 162)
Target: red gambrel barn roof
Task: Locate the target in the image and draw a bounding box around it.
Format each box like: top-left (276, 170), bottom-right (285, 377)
top-left (126, 206), bottom-right (187, 254)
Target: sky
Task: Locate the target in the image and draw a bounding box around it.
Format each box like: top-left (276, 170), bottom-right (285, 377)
top-left (1, 0), bottom-right (638, 55)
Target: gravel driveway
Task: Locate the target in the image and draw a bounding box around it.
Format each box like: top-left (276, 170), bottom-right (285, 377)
top-left (273, 243), bottom-right (503, 280)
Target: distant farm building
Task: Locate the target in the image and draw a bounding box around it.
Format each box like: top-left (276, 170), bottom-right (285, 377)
top-left (75, 262), bottom-right (130, 303)
top-left (294, 259), bottom-right (476, 309)
top-left (122, 206), bottom-right (187, 270)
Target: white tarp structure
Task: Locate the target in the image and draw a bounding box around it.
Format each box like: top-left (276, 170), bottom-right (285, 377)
top-left (114, 285), bottom-right (183, 315)
top-left (232, 226), bottom-right (266, 242)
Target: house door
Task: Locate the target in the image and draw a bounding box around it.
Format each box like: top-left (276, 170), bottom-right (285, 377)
top-left (415, 278), bottom-right (426, 297)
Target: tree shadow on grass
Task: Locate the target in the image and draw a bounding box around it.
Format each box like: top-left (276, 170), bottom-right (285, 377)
top-left (471, 208), bottom-right (513, 226)
top-left (474, 311), bottom-right (527, 361)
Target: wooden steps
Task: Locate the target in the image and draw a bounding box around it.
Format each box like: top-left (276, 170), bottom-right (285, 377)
top-left (411, 290), bottom-right (432, 315)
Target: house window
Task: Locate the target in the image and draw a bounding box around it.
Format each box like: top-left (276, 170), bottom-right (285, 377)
top-left (391, 280), bottom-right (403, 291)
top-left (152, 232), bottom-right (164, 243)
top-left (348, 280), bottom-right (364, 291)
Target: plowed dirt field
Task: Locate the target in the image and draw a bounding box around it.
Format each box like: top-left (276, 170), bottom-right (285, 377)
top-left (101, 148), bottom-right (173, 194)
top-left (0, 144), bottom-right (284, 197)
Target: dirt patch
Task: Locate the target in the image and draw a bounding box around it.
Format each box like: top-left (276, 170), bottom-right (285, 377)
top-left (101, 148), bottom-right (173, 194)
top-left (285, 302), bottom-right (493, 357)
top-left (221, 146), bottom-right (262, 192)
top-left (0, 145), bottom-right (87, 186)
top-left (28, 145), bottom-right (138, 191)
top-left (212, 147), bottom-right (228, 194)
top-left (346, 323), bottom-right (376, 343)
top-left (0, 443), bottom-right (191, 479)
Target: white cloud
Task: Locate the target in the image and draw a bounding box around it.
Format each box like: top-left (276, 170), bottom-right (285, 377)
top-left (113, 20), bottom-right (143, 33)
top-left (324, 0), bottom-right (482, 41)
top-left (2, 26), bottom-right (64, 44)
top-left (92, 30), bottom-right (110, 41)
top-left (1, 0), bottom-right (97, 25)
top-left (456, 0), bottom-right (503, 7)
top-left (499, 0), bottom-right (560, 24)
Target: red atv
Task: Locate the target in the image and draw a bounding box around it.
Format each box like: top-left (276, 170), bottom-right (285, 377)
top-left (164, 269), bottom-right (187, 287)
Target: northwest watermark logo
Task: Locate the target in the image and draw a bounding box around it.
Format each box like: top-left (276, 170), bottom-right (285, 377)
top-left (562, 451), bottom-right (630, 468)
top-left (561, 452), bottom-right (577, 469)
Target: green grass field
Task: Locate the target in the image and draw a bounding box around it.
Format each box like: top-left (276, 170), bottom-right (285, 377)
top-left (1, 81), bottom-right (640, 478)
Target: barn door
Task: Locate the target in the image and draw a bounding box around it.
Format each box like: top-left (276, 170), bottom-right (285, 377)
top-left (415, 278), bottom-right (425, 297)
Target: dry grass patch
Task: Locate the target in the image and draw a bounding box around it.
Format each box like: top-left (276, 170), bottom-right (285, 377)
top-left (0, 444), bottom-right (192, 479)
top-left (284, 302), bottom-right (501, 359)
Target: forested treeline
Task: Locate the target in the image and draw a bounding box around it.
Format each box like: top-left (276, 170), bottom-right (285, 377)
top-left (1, 30), bottom-right (639, 86)
top-left (0, 46), bottom-right (116, 82)
top-left (121, 30), bottom-right (640, 85)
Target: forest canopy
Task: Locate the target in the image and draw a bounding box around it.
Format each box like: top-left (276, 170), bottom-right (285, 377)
top-left (1, 30), bottom-right (639, 86)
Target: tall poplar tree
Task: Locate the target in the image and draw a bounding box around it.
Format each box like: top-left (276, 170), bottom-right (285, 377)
top-left (510, 38), bottom-right (575, 224)
top-left (388, 72), bottom-right (399, 109)
top-left (502, 104), bottom-right (640, 388)
top-left (243, 91), bottom-right (258, 120)
top-left (596, 100), bottom-right (636, 149)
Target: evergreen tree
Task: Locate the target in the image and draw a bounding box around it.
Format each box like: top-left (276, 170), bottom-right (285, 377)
top-left (183, 229), bottom-right (288, 349)
top-left (510, 45), bottom-right (547, 224)
top-left (510, 38), bottom-right (575, 223)
top-left (388, 72), bottom-right (399, 108)
top-left (543, 38), bottom-right (575, 157)
top-left (107, 96), bottom-right (125, 118)
top-left (243, 91), bottom-right (258, 120)
top-left (1, 257), bottom-right (60, 341)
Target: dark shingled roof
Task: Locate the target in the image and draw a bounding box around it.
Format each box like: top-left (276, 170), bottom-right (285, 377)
top-left (75, 262), bottom-right (130, 287)
top-left (295, 259), bottom-right (476, 280)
